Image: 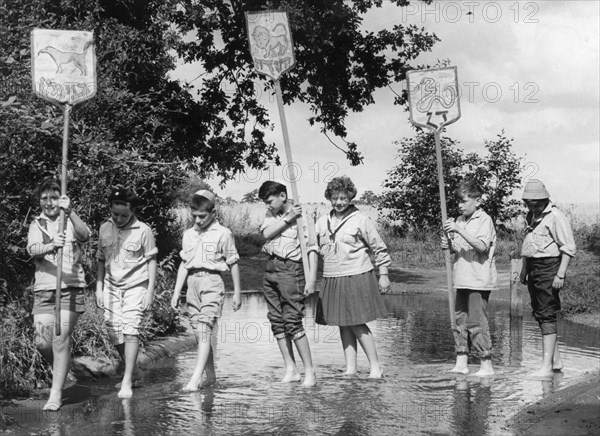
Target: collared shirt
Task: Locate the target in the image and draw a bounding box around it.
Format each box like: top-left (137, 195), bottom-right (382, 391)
top-left (180, 220), bottom-right (239, 271)
top-left (521, 201), bottom-right (576, 258)
top-left (314, 208), bottom-right (391, 278)
top-left (449, 209), bottom-right (498, 291)
top-left (27, 213), bottom-right (89, 291)
top-left (97, 216), bottom-right (158, 289)
top-left (260, 209), bottom-right (316, 262)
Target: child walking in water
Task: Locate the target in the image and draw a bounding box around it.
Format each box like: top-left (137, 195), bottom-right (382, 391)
top-left (258, 181), bottom-right (317, 387)
top-left (96, 187), bottom-right (158, 398)
top-left (441, 179), bottom-right (497, 376)
top-left (519, 179), bottom-right (575, 377)
top-left (171, 190), bottom-right (242, 391)
top-left (310, 176), bottom-right (390, 378)
top-left (28, 178), bottom-right (91, 411)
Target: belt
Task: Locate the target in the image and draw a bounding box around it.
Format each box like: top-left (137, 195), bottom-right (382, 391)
top-left (188, 268), bottom-right (221, 277)
top-left (269, 254), bottom-right (301, 264)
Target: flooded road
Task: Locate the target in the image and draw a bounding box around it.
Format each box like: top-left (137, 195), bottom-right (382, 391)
top-left (4, 292), bottom-right (600, 435)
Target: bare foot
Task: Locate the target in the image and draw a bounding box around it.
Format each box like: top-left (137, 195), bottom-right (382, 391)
top-left (117, 384), bottom-right (133, 398)
top-left (43, 391), bottom-right (62, 411)
top-left (474, 360), bottom-right (495, 377)
top-left (115, 367), bottom-right (143, 388)
top-left (343, 368), bottom-right (357, 376)
top-left (281, 369), bottom-right (301, 383)
top-left (448, 366), bottom-right (469, 374)
top-left (529, 369), bottom-right (553, 379)
top-left (182, 376), bottom-right (202, 392)
top-left (302, 371), bottom-right (317, 387)
top-left (553, 360), bottom-right (564, 372)
top-left (368, 368), bottom-right (384, 379)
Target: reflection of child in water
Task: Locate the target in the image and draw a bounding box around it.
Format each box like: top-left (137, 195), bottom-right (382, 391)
top-left (441, 179), bottom-right (497, 376)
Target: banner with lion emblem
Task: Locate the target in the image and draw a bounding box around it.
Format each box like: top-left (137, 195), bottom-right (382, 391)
top-left (31, 28), bottom-right (96, 105)
top-left (245, 10), bottom-right (295, 81)
top-left (407, 67), bottom-right (461, 132)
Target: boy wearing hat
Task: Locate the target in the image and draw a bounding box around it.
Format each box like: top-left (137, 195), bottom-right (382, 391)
top-left (519, 179), bottom-right (576, 377)
top-left (258, 181), bottom-right (317, 387)
top-left (96, 187), bottom-right (158, 398)
top-left (171, 189), bottom-right (242, 391)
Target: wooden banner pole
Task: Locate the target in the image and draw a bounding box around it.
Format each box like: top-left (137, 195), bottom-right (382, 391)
top-left (273, 80), bottom-right (311, 281)
top-left (434, 129), bottom-right (456, 329)
top-left (54, 103), bottom-right (71, 336)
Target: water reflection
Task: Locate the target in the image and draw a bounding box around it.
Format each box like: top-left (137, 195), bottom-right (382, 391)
top-left (9, 291), bottom-right (600, 436)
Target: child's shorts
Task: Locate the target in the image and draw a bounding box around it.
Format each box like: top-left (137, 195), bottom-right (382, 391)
top-left (32, 287), bottom-right (85, 315)
top-left (185, 270), bottom-right (225, 331)
top-left (103, 281), bottom-right (148, 344)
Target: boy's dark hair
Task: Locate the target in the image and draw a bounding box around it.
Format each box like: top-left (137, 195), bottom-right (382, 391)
top-left (108, 187), bottom-right (139, 210)
top-left (455, 178), bottom-right (483, 200)
top-left (190, 194), bottom-right (215, 212)
top-left (37, 177), bottom-right (61, 198)
top-left (325, 176), bottom-right (357, 200)
top-left (258, 181), bottom-right (287, 201)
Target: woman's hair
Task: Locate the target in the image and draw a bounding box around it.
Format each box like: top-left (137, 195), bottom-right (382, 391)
top-left (37, 177), bottom-right (61, 198)
top-left (324, 176), bottom-right (357, 200)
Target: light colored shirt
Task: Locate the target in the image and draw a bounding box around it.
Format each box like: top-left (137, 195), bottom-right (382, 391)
top-left (314, 207), bottom-right (391, 278)
top-left (27, 213), bottom-right (89, 291)
top-left (260, 209), bottom-right (316, 261)
top-left (180, 220), bottom-right (239, 271)
top-left (449, 209), bottom-right (498, 291)
top-left (97, 217), bottom-right (158, 289)
top-left (521, 201), bottom-right (576, 258)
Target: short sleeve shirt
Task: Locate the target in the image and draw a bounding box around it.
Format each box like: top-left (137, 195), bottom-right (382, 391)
top-left (180, 220), bottom-right (239, 271)
top-left (27, 213), bottom-right (89, 291)
top-left (521, 202), bottom-right (577, 258)
top-left (260, 209), bottom-right (316, 261)
top-left (449, 209), bottom-right (498, 290)
top-left (97, 217), bottom-right (158, 289)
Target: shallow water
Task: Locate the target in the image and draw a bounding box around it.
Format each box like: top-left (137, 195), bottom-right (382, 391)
top-left (6, 292), bottom-right (600, 436)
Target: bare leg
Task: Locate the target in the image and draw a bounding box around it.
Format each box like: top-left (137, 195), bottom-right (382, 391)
top-left (183, 324), bottom-right (212, 391)
top-left (199, 345), bottom-right (216, 388)
top-left (449, 354), bottom-right (469, 374)
top-left (351, 324), bottom-right (383, 378)
top-left (531, 333), bottom-right (556, 378)
top-left (552, 342), bottom-right (563, 371)
top-left (294, 335), bottom-right (316, 387)
top-left (35, 311), bottom-right (80, 411)
top-left (277, 336), bottom-right (301, 382)
top-left (117, 335), bottom-right (139, 398)
top-left (340, 326), bottom-right (357, 375)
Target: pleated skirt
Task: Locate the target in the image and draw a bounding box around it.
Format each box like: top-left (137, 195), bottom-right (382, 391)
top-left (315, 270), bottom-right (388, 326)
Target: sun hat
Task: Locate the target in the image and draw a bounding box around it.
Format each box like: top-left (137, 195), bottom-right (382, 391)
top-left (522, 179), bottom-right (550, 200)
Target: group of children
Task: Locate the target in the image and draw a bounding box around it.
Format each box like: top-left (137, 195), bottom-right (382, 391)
top-left (28, 175), bottom-right (575, 412)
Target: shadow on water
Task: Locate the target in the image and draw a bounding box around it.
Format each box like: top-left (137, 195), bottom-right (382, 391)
top-left (5, 292), bottom-right (600, 436)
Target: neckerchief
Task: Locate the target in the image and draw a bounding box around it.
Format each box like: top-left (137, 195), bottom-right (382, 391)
top-left (327, 205), bottom-right (359, 244)
top-left (525, 203), bottom-right (553, 234)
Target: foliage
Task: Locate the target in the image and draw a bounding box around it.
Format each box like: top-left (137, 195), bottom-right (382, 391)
top-left (355, 190), bottom-right (381, 206)
top-left (241, 188), bottom-right (260, 203)
top-left (380, 130), bottom-right (523, 231)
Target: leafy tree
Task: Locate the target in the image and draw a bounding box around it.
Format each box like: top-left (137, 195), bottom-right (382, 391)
top-left (356, 190), bottom-right (381, 205)
top-left (1, 0), bottom-right (438, 288)
top-left (380, 131), bottom-right (522, 231)
top-left (241, 189), bottom-right (260, 203)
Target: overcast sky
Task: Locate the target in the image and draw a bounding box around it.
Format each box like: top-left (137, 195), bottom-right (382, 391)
top-left (171, 1), bottom-right (599, 209)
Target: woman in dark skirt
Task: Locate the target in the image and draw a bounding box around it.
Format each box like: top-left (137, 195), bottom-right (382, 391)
top-left (309, 176), bottom-right (391, 378)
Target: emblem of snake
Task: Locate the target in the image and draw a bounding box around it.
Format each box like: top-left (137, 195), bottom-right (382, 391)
top-left (252, 23), bottom-right (289, 58)
top-left (416, 77), bottom-right (457, 113)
